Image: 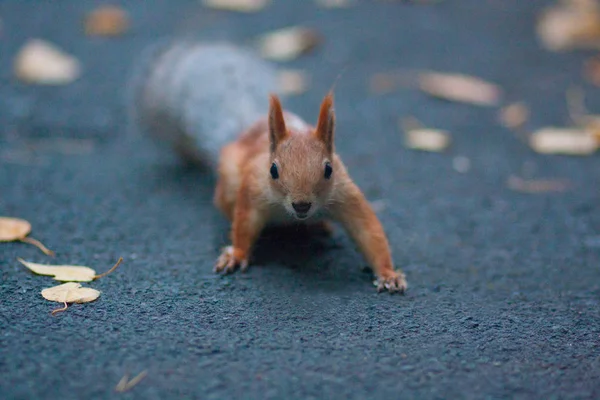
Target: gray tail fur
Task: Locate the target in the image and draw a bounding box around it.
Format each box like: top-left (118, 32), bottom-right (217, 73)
top-left (126, 39), bottom-right (280, 170)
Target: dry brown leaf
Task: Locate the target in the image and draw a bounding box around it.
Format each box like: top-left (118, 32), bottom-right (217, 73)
top-left (278, 70), bottom-right (309, 95)
top-left (115, 370), bottom-right (148, 393)
top-left (529, 127), bottom-right (598, 155)
top-left (418, 72), bottom-right (501, 106)
top-left (257, 27), bottom-right (320, 61)
top-left (41, 282), bottom-right (100, 315)
top-left (537, 0), bottom-right (600, 51)
top-left (499, 102), bottom-right (529, 130)
top-left (14, 39), bottom-right (81, 85)
top-left (203, 0), bottom-right (269, 12)
top-left (0, 217), bottom-right (54, 255)
top-left (507, 175), bottom-right (571, 193)
top-left (19, 257), bottom-right (123, 282)
top-left (85, 5), bottom-right (129, 36)
top-left (315, 0), bottom-right (354, 8)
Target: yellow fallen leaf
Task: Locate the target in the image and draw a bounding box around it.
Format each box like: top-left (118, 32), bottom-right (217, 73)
top-left (41, 282), bottom-right (100, 315)
top-left (202, 0), bottom-right (269, 12)
top-left (0, 216), bottom-right (54, 255)
top-left (418, 72), bottom-right (501, 106)
top-left (0, 217), bottom-right (31, 241)
top-left (401, 117), bottom-right (450, 152)
top-left (41, 282), bottom-right (100, 302)
top-left (257, 27), bottom-right (320, 61)
top-left (536, 0), bottom-right (600, 51)
top-left (278, 70), bottom-right (309, 95)
top-left (18, 257), bottom-right (123, 282)
top-left (499, 102), bottom-right (529, 130)
top-left (506, 175), bottom-right (571, 193)
top-left (14, 39), bottom-right (81, 85)
top-left (404, 128), bottom-right (450, 152)
top-left (529, 127), bottom-right (598, 155)
top-left (85, 5), bottom-right (129, 37)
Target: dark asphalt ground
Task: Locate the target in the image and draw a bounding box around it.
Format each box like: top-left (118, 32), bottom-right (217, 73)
top-left (1, 1), bottom-right (600, 399)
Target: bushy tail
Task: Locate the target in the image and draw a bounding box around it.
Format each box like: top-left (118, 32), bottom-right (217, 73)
top-left (127, 39), bottom-right (279, 170)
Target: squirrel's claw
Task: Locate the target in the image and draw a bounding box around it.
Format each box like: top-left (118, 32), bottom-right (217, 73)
top-left (214, 245), bottom-right (249, 274)
top-left (374, 271), bottom-right (407, 294)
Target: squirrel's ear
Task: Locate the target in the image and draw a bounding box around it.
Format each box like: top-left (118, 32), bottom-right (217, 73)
top-left (315, 91), bottom-right (335, 154)
top-left (268, 94), bottom-right (287, 153)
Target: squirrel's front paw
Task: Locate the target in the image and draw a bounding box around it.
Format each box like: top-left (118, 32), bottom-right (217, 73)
top-left (374, 271), bottom-right (407, 294)
top-left (214, 245), bottom-right (249, 274)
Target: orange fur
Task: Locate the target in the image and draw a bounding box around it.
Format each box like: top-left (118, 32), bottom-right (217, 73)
top-left (213, 93), bottom-right (407, 293)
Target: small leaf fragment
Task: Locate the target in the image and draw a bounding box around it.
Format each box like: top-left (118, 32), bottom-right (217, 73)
top-left (536, 0), bottom-right (600, 51)
top-left (529, 127), bottom-right (598, 155)
top-left (202, 0), bottom-right (269, 12)
top-left (506, 175), bottom-right (571, 194)
top-left (41, 282), bottom-right (100, 306)
top-left (14, 39), bottom-right (81, 85)
top-left (19, 257), bottom-right (123, 282)
top-left (257, 27), bottom-right (321, 61)
top-left (85, 5), bottom-right (129, 37)
top-left (0, 217), bottom-right (31, 241)
top-left (418, 72), bottom-right (501, 106)
top-left (499, 102), bottom-right (529, 130)
top-left (278, 70), bottom-right (309, 95)
top-left (315, 0), bottom-right (354, 8)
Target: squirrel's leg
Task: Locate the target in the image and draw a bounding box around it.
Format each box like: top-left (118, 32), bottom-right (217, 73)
top-left (330, 182), bottom-right (407, 293)
top-left (214, 180), bottom-right (267, 274)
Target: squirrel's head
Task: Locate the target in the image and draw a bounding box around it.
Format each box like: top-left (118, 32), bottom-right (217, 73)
top-left (267, 93), bottom-right (336, 221)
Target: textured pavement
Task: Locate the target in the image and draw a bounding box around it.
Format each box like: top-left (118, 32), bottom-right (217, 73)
top-left (1, 1), bottom-right (600, 399)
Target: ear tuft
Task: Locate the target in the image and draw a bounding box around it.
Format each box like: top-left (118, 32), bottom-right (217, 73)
top-left (315, 91), bottom-right (335, 154)
top-left (268, 94), bottom-right (287, 153)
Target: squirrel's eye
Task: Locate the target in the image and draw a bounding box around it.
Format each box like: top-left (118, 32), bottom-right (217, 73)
top-left (270, 163), bottom-right (279, 179)
top-left (324, 162), bottom-right (333, 179)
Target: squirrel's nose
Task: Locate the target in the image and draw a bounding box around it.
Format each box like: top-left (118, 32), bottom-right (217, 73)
top-left (292, 202), bottom-right (312, 214)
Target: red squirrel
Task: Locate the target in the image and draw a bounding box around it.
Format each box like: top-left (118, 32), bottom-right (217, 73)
top-left (130, 41), bottom-right (407, 293)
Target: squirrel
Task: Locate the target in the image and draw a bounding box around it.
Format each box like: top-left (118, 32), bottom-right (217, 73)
top-left (128, 40), bottom-right (407, 293)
